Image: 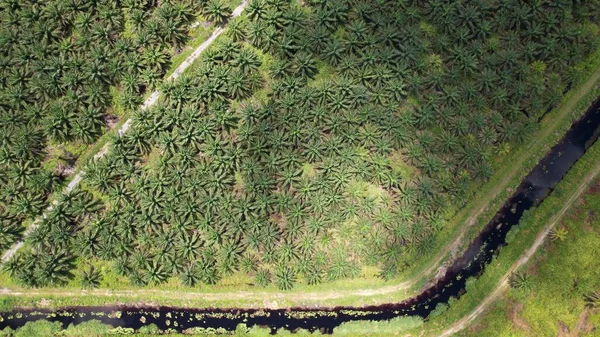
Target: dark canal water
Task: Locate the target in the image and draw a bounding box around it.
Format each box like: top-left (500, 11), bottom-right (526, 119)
top-left (2, 96), bottom-right (600, 334)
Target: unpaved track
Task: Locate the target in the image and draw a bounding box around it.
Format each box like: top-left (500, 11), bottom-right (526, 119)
top-left (438, 162), bottom-right (600, 337)
top-left (0, 1), bottom-right (248, 264)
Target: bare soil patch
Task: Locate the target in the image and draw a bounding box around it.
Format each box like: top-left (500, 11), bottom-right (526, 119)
top-left (509, 302), bottom-right (531, 334)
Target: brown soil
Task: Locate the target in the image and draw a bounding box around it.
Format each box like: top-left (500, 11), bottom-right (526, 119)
top-left (104, 114), bottom-right (119, 130)
top-left (509, 302), bottom-right (531, 334)
top-left (587, 179), bottom-right (600, 194)
top-left (55, 162), bottom-right (75, 178)
top-left (570, 309), bottom-right (591, 337)
top-left (584, 210), bottom-right (595, 232)
top-left (558, 321), bottom-right (571, 337)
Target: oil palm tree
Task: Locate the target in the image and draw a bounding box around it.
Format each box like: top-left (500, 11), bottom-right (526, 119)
top-left (549, 226), bottom-right (568, 241)
top-left (180, 263), bottom-right (201, 287)
top-left (199, 258), bottom-right (220, 285)
top-left (255, 268), bottom-right (271, 287)
top-left (36, 249), bottom-right (76, 287)
top-left (143, 260), bottom-right (169, 285)
top-left (80, 265), bottom-right (102, 289)
top-left (584, 291), bottom-right (600, 308)
top-left (177, 231), bottom-right (203, 260)
top-left (509, 271), bottom-right (532, 290)
top-left (247, 0), bottom-right (267, 22)
top-left (227, 18), bottom-right (246, 41)
top-left (275, 264), bottom-right (296, 290)
top-left (233, 48), bottom-right (261, 73)
top-left (203, 0), bottom-right (231, 26)
top-left (293, 52), bottom-right (317, 78)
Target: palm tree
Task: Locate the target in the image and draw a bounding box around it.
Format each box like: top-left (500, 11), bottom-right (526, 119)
top-left (278, 167), bottom-right (301, 191)
top-left (255, 268), bottom-right (271, 287)
top-left (275, 265), bottom-right (296, 290)
top-left (160, 19), bottom-right (189, 50)
top-left (44, 104), bottom-right (72, 142)
top-left (584, 291), bottom-right (600, 308)
top-left (233, 48), bottom-right (262, 74)
top-left (180, 264), bottom-right (201, 287)
top-left (199, 258), bottom-right (221, 285)
top-left (203, 0), bottom-right (231, 26)
top-left (124, 128), bottom-right (151, 155)
top-left (293, 52), bottom-right (318, 78)
top-left (322, 39), bottom-right (345, 66)
top-left (2, 255), bottom-right (22, 278)
top-left (509, 271), bottom-right (532, 290)
top-left (143, 260), bottom-right (169, 286)
top-left (68, 191), bottom-right (103, 221)
top-left (36, 249), bottom-right (76, 287)
top-left (277, 240), bottom-right (299, 263)
top-left (177, 231), bottom-right (203, 260)
top-left (143, 46), bottom-right (168, 72)
top-left (247, 0), bottom-right (267, 21)
top-left (218, 239), bottom-right (243, 275)
top-left (76, 227), bottom-right (101, 257)
top-left (80, 265), bottom-right (102, 289)
top-left (226, 70), bottom-right (253, 99)
top-left (549, 227), bottom-right (568, 242)
top-left (227, 19), bottom-right (246, 42)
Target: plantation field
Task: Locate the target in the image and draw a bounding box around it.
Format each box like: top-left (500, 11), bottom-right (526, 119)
top-left (1, 57), bottom-right (600, 313)
top-left (2, 0), bottom-right (600, 300)
top-left (0, 0), bottom-right (241, 258)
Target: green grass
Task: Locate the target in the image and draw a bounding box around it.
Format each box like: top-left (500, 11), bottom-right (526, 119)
top-left (0, 315), bottom-right (424, 336)
top-left (455, 184), bottom-right (600, 336)
top-left (397, 120), bottom-right (600, 336)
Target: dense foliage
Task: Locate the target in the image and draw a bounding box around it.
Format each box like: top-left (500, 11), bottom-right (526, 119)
top-left (0, 0), bottom-right (233, 252)
top-left (3, 0), bottom-right (600, 290)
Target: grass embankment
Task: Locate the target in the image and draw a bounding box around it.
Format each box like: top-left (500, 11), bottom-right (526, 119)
top-left (396, 111), bottom-right (600, 336)
top-left (400, 47), bottom-right (600, 291)
top-left (456, 180), bottom-right (600, 336)
top-left (0, 316), bottom-right (425, 337)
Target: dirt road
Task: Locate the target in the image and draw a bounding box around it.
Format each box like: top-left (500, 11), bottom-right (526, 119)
top-left (438, 162), bottom-right (600, 337)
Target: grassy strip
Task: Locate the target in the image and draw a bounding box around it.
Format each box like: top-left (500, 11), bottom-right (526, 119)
top-left (0, 316), bottom-right (425, 336)
top-left (399, 48), bottom-right (600, 289)
top-left (456, 181), bottom-right (600, 336)
top-left (399, 118), bottom-right (600, 336)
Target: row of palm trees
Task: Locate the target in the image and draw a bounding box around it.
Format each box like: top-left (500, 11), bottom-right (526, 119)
top-left (5, 0), bottom-right (600, 290)
top-left (0, 0), bottom-right (236, 255)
